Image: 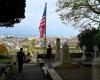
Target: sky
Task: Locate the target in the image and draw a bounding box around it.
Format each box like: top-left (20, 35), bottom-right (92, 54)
top-left (0, 0), bottom-right (80, 37)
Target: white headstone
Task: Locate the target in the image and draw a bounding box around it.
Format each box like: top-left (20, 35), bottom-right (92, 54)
top-left (82, 45), bottom-right (86, 51)
top-left (81, 45), bottom-right (86, 60)
top-left (93, 45), bottom-right (98, 58)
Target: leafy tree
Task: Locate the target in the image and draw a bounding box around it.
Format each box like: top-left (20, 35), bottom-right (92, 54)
top-left (31, 38), bottom-right (35, 47)
top-left (0, 44), bottom-right (8, 53)
top-left (0, 0), bottom-right (26, 27)
top-left (56, 0), bottom-right (100, 29)
top-left (78, 28), bottom-right (100, 52)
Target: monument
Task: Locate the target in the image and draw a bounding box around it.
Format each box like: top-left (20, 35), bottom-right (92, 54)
top-left (52, 38), bottom-right (62, 67)
top-left (55, 38), bottom-right (62, 63)
top-left (81, 45), bottom-right (86, 61)
top-left (62, 42), bottom-right (70, 64)
top-left (93, 45), bottom-right (98, 58)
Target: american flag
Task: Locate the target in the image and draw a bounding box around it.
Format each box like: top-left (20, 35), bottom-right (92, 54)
top-left (39, 3), bottom-right (47, 38)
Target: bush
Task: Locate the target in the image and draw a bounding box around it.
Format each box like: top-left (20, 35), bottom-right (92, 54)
top-left (0, 44), bottom-right (8, 53)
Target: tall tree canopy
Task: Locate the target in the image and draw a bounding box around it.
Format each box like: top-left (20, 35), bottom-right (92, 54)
top-left (0, 0), bottom-right (26, 27)
top-left (56, 0), bottom-right (100, 29)
top-left (78, 28), bottom-right (100, 52)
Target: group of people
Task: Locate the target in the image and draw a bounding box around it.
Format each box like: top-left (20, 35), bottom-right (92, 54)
top-left (16, 45), bottom-right (52, 73)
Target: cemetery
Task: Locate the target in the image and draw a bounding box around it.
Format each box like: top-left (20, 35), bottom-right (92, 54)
top-left (0, 0), bottom-right (100, 80)
top-left (0, 37), bottom-right (100, 80)
top-left (36, 38), bottom-right (100, 80)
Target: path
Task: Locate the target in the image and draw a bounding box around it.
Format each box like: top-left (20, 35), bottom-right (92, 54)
top-left (17, 63), bottom-right (44, 80)
top-left (9, 61), bottom-right (46, 80)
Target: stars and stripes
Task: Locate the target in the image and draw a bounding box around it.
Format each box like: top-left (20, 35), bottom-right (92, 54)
top-left (39, 3), bottom-right (47, 38)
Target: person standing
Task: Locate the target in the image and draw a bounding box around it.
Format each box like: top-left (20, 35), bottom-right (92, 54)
top-left (46, 45), bottom-right (52, 67)
top-left (17, 48), bottom-right (25, 73)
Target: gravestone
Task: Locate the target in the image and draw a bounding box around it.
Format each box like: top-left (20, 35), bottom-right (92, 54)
top-left (93, 45), bottom-right (98, 58)
top-left (55, 38), bottom-right (62, 63)
top-left (62, 42), bottom-right (70, 64)
top-left (81, 45), bottom-right (86, 61)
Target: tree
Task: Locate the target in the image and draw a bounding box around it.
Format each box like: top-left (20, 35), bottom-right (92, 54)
top-left (56, 0), bottom-right (100, 29)
top-left (0, 44), bottom-right (8, 53)
top-left (78, 28), bottom-right (100, 52)
top-left (0, 0), bottom-right (26, 27)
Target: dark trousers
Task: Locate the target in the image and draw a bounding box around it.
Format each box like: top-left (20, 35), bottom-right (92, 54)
top-left (18, 62), bottom-right (23, 73)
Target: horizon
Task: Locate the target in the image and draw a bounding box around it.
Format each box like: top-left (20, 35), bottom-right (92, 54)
top-left (0, 34), bottom-right (78, 38)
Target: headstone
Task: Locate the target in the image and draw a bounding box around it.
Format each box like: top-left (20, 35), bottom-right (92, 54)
top-left (55, 38), bottom-right (62, 63)
top-left (62, 42), bottom-right (70, 64)
top-left (81, 45), bottom-right (86, 61)
top-left (93, 45), bottom-right (98, 58)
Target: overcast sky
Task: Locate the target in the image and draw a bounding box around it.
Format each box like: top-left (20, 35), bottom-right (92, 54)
top-left (0, 0), bottom-right (80, 37)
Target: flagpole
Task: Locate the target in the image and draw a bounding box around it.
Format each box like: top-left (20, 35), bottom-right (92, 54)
top-left (39, 2), bottom-right (47, 60)
top-left (44, 2), bottom-right (47, 59)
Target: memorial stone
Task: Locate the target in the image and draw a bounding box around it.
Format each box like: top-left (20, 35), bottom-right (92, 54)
top-left (62, 42), bottom-right (70, 64)
top-left (93, 45), bottom-right (98, 58)
top-left (55, 38), bottom-right (62, 63)
top-left (81, 45), bottom-right (86, 61)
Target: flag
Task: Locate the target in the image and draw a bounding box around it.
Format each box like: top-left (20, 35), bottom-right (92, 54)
top-left (39, 3), bottom-right (47, 38)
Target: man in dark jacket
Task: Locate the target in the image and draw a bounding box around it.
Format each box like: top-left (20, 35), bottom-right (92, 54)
top-left (17, 48), bottom-right (25, 73)
top-left (46, 45), bottom-right (52, 59)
